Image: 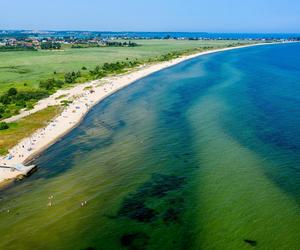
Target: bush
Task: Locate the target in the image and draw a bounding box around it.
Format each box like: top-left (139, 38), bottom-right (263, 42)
top-left (15, 90), bottom-right (49, 101)
top-left (8, 88), bottom-right (18, 96)
top-left (64, 71), bottom-right (80, 83)
top-left (39, 78), bottom-right (64, 90)
top-left (0, 94), bottom-right (11, 105)
top-left (0, 122), bottom-right (9, 130)
top-left (0, 106), bottom-right (5, 114)
top-left (16, 99), bottom-right (26, 107)
top-left (26, 102), bottom-right (34, 110)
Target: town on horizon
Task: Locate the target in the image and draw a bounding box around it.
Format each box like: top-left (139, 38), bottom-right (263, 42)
top-left (1, 30), bottom-right (299, 52)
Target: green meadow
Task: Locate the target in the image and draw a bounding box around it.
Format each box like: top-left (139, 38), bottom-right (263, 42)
top-left (0, 40), bottom-right (252, 94)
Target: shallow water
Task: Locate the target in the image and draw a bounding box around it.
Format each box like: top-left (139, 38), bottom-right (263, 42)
top-left (0, 43), bottom-right (300, 250)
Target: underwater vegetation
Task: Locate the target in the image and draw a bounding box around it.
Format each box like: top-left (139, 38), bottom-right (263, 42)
top-left (117, 173), bottom-right (186, 222)
top-left (121, 232), bottom-right (150, 250)
top-left (116, 173), bottom-right (187, 248)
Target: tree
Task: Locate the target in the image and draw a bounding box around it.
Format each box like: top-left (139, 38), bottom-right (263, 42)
top-left (76, 71), bottom-right (81, 78)
top-left (8, 87), bottom-right (17, 96)
top-left (64, 72), bottom-right (77, 83)
top-left (39, 79), bottom-right (64, 90)
top-left (0, 105), bottom-right (5, 119)
top-left (0, 94), bottom-right (11, 105)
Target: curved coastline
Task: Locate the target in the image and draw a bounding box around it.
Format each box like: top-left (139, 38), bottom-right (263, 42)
top-left (0, 42), bottom-right (285, 184)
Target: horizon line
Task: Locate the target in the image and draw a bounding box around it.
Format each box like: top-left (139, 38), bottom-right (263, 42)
top-left (1, 29), bottom-right (300, 35)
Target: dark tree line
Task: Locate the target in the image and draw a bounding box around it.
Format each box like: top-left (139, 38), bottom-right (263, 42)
top-left (41, 42), bottom-right (61, 50)
top-left (0, 45), bottom-right (37, 51)
top-left (105, 41), bottom-right (139, 47)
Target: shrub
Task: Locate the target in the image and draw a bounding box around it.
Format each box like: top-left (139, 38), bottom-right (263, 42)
top-left (0, 122), bottom-right (9, 130)
top-left (8, 88), bottom-right (18, 96)
top-left (39, 78), bottom-right (64, 90)
top-left (15, 90), bottom-right (49, 101)
top-left (26, 102), bottom-right (34, 110)
top-left (0, 94), bottom-right (11, 105)
top-left (0, 106), bottom-right (5, 114)
top-left (64, 72), bottom-right (77, 83)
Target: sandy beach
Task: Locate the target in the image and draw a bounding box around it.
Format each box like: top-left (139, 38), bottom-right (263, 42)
top-left (0, 43), bottom-right (275, 184)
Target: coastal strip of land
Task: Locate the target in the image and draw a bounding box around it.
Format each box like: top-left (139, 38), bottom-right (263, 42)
top-left (0, 42), bottom-right (280, 184)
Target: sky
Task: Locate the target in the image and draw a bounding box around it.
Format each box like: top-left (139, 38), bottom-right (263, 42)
top-left (0, 0), bottom-right (300, 33)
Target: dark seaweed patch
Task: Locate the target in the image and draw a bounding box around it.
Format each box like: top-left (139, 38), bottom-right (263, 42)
top-left (163, 207), bottom-right (180, 223)
top-left (173, 152), bottom-right (193, 165)
top-left (118, 197), bottom-right (157, 222)
top-left (118, 120), bottom-right (126, 128)
top-left (163, 197), bottom-right (184, 224)
top-left (98, 120), bottom-right (115, 131)
top-left (82, 247), bottom-right (97, 250)
top-left (97, 119), bottom-right (126, 132)
top-left (138, 173), bottom-right (186, 198)
top-left (289, 166), bottom-right (300, 173)
top-left (117, 174), bottom-right (186, 223)
top-left (121, 232), bottom-right (149, 250)
top-left (244, 239), bottom-right (257, 246)
top-left (168, 196), bottom-right (184, 205)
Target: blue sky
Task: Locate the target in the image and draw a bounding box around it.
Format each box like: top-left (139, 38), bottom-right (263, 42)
top-left (1, 0), bottom-right (299, 32)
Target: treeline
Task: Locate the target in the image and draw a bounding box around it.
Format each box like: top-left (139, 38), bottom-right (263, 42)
top-left (105, 41), bottom-right (139, 47)
top-left (41, 42), bottom-right (62, 50)
top-left (39, 71), bottom-right (82, 91)
top-left (39, 78), bottom-right (65, 90)
top-left (0, 88), bottom-right (49, 119)
top-left (89, 60), bottom-right (140, 78)
top-left (157, 52), bottom-right (182, 61)
top-left (38, 61), bottom-right (139, 92)
top-left (37, 61), bottom-right (141, 93)
top-left (0, 45), bottom-right (37, 52)
top-left (71, 44), bottom-right (99, 49)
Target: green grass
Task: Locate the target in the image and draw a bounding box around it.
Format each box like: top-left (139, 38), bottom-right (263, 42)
top-left (0, 40), bottom-right (253, 94)
top-left (0, 106), bottom-right (61, 155)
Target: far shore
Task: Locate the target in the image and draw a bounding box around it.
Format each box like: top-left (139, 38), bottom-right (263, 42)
top-left (0, 42), bottom-right (287, 184)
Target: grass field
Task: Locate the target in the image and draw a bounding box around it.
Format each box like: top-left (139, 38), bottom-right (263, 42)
top-left (0, 106), bottom-right (61, 155)
top-left (0, 40), bottom-right (253, 94)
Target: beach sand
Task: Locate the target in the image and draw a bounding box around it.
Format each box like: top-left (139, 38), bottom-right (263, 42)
top-left (0, 43), bottom-right (274, 184)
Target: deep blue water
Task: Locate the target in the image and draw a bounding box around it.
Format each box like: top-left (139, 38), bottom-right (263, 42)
top-left (100, 32), bottom-right (300, 39)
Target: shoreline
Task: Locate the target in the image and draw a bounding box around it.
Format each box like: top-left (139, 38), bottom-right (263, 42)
top-left (0, 42), bottom-right (285, 184)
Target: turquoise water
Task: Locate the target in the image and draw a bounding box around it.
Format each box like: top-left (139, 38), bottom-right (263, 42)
top-left (0, 43), bottom-right (300, 249)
